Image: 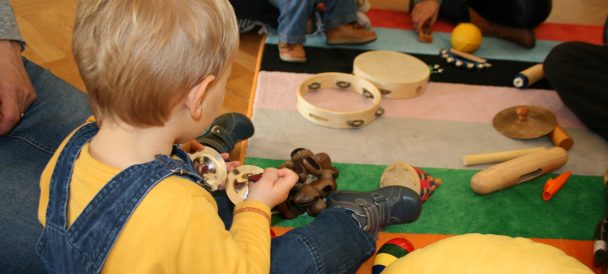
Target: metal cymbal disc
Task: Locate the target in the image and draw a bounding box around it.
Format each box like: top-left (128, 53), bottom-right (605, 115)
top-left (493, 105), bottom-right (557, 139)
top-left (189, 147), bottom-right (227, 191)
top-left (226, 165), bottom-right (265, 204)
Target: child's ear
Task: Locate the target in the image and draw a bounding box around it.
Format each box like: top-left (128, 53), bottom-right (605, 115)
top-left (185, 75), bottom-right (216, 120)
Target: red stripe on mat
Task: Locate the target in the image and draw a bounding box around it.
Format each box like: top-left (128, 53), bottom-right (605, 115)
top-left (271, 227), bottom-right (601, 273)
top-left (367, 9), bottom-right (603, 45)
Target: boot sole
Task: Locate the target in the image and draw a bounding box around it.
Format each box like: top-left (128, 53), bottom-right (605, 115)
top-left (279, 53), bottom-right (306, 63)
top-left (326, 37), bottom-right (377, 46)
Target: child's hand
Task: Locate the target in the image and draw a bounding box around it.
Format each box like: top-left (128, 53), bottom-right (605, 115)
top-left (246, 168), bottom-right (298, 208)
top-left (222, 153), bottom-right (240, 172)
top-left (180, 139), bottom-right (205, 153)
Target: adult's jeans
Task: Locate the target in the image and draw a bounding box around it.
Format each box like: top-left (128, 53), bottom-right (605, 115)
top-left (438, 0), bottom-right (552, 28)
top-left (214, 193), bottom-right (376, 274)
top-left (544, 42), bottom-right (608, 141)
top-left (0, 59), bottom-right (91, 273)
top-left (267, 0), bottom-right (358, 44)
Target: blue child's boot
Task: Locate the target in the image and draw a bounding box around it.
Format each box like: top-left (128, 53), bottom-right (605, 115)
top-left (326, 186), bottom-right (422, 236)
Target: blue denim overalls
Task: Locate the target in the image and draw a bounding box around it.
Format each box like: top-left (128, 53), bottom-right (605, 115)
top-left (36, 123), bottom-right (203, 273)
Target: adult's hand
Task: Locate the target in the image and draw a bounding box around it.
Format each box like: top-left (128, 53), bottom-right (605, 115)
top-left (0, 40), bottom-right (36, 135)
top-left (411, 0), bottom-right (440, 32)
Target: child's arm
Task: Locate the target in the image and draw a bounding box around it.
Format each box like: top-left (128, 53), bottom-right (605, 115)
top-left (175, 168), bottom-right (297, 273)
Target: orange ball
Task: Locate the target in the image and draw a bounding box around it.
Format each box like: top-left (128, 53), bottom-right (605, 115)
top-left (451, 23), bottom-right (483, 53)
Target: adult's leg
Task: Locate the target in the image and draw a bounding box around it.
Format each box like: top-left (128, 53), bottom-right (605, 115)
top-left (0, 59), bottom-right (91, 273)
top-left (270, 208), bottom-right (376, 274)
top-left (468, 0), bottom-right (552, 28)
top-left (544, 42), bottom-right (608, 141)
top-left (267, 0), bottom-right (314, 44)
top-left (229, 0), bottom-right (279, 27)
top-left (438, 0), bottom-right (469, 23)
top-left (323, 0), bottom-right (376, 45)
top-left (322, 0), bottom-right (358, 31)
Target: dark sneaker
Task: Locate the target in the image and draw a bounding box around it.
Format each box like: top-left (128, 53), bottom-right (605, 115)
top-left (196, 112), bottom-right (254, 154)
top-left (326, 186), bottom-right (422, 236)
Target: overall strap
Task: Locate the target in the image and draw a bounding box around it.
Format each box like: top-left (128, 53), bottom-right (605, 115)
top-left (45, 123), bottom-right (98, 228)
top-left (44, 122), bottom-right (203, 272)
top-left (67, 154), bottom-right (202, 272)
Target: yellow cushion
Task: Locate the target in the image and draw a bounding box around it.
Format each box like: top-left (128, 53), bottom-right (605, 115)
top-left (382, 234), bottom-right (592, 274)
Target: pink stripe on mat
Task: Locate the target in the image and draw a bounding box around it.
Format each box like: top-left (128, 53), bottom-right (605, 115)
top-left (255, 71), bottom-right (585, 128)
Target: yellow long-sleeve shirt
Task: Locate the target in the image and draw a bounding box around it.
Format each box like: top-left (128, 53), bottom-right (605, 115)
top-left (38, 126), bottom-right (271, 273)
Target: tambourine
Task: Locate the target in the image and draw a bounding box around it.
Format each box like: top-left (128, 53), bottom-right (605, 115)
top-left (353, 50), bottom-right (429, 99)
top-left (297, 72), bottom-right (384, 129)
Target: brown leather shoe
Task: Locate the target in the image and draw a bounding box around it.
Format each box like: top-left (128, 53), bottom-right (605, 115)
top-left (278, 42), bottom-right (306, 63)
top-left (326, 23), bottom-right (377, 45)
top-left (469, 8), bottom-right (536, 49)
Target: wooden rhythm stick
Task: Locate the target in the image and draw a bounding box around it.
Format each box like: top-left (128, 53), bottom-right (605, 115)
top-left (449, 48), bottom-right (487, 64)
top-left (471, 147), bottom-right (568, 195)
top-left (549, 125), bottom-right (574, 150)
top-left (463, 147), bottom-right (547, 166)
top-left (513, 64), bottom-right (544, 89)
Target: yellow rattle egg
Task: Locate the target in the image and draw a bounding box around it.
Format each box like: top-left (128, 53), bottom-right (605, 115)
top-left (451, 23), bottom-right (483, 53)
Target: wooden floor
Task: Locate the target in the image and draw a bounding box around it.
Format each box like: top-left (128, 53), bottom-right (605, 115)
top-left (12, 0), bottom-right (264, 116)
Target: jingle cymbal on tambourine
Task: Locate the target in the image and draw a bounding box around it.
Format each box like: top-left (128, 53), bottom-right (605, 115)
top-left (493, 105), bottom-right (557, 139)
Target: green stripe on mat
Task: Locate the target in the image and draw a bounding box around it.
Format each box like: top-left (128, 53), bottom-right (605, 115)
top-left (246, 157), bottom-right (605, 240)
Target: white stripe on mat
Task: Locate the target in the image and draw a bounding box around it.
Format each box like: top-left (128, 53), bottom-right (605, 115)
top-left (248, 109), bottom-right (608, 176)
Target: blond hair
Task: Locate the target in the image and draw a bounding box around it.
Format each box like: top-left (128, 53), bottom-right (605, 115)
top-left (73, 0), bottom-right (238, 126)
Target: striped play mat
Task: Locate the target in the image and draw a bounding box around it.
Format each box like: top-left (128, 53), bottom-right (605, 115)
top-left (243, 9), bottom-right (608, 273)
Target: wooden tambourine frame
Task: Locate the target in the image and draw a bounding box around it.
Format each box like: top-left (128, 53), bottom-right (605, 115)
top-left (353, 50), bottom-right (429, 99)
top-left (297, 72), bottom-right (384, 129)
